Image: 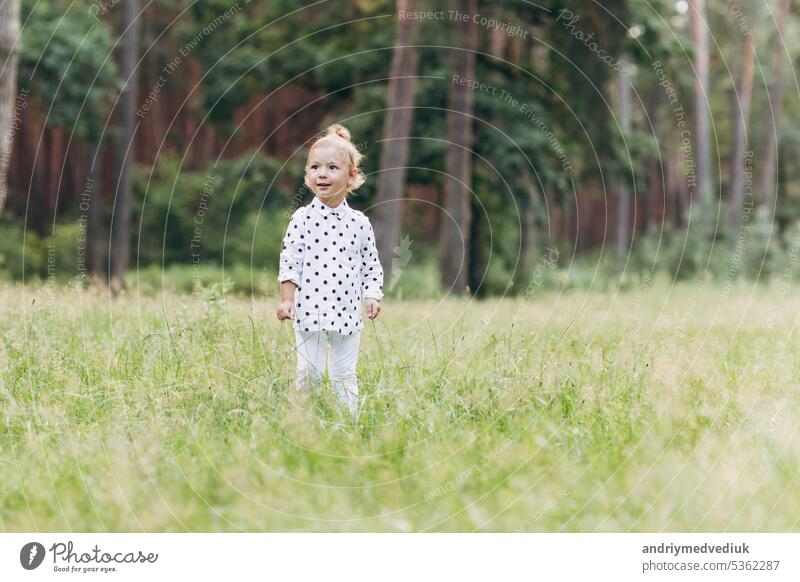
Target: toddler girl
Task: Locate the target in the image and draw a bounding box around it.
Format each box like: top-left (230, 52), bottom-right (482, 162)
top-left (276, 124), bottom-right (384, 416)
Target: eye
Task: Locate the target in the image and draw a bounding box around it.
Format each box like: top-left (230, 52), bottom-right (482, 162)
top-left (330, 165), bottom-right (338, 170)
top-left (310, 164), bottom-right (318, 169)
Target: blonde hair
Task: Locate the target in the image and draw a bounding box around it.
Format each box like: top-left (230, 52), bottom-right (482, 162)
top-left (305, 123), bottom-right (366, 193)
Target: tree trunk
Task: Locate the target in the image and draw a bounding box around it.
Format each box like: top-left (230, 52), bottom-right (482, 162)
top-left (440, 0), bottom-right (477, 294)
top-left (727, 30), bottom-right (755, 230)
top-left (0, 0), bottom-right (20, 213)
top-left (530, 24), bottom-right (548, 75)
top-left (615, 57), bottom-right (632, 270)
top-left (668, 141), bottom-right (685, 228)
top-left (689, 0), bottom-right (712, 206)
top-left (86, 138), bottom-right (103, 279)
top-left (759, 0), bottom-right (790, 212)
top-left (110, 0), bottom-right (141, 292)
top-left (467, 193), bottom-right (484, 296)
top-left (643, 157), bottom-right (655, 234)
top-left (47, 127), bottom-right (64, 223)
top-left (519, 168), bottom-right (545, 274)
top-left (489, 25), bottom-right (508, 60)
top-left (32, 128), bottom-right (53, 234)
top-left (642, 86), bottom-right (663, 235)
top-left (374, 0), bottom-right (419, 282)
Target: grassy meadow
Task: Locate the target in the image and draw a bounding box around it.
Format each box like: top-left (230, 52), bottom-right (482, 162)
top-left (0, 280), bottom-right (798, 532)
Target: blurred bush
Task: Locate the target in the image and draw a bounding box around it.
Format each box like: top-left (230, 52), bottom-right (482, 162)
top-left (133, 151), bottom-right (300, 269)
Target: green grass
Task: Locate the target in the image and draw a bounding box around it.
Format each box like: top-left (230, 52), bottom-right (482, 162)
top-left (0, 280), bottom-right (798, 531)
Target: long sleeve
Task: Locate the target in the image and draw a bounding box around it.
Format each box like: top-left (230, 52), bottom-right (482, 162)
top-left (359, 220), bottom-right (384, 301)
top-left (278, 209), bottom-right (306, 286)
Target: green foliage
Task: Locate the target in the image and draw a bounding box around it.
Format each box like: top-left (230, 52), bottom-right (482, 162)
top-left (385, 260), bottom-right (443, 300)
top-left (8, 0), bottom-right (800, 297)
top-left (0, 217), bottom-right (92, 283)
top-left (0, 219), bottom-right (42, 280)
top-left (181, 0), bottom-right (395, 123)
top-left (18, 0), bottom-right (119, 138)
top-left (133, 151), bottom-right (302, 269)
top-left (625, 202), bottom-right (789, 284)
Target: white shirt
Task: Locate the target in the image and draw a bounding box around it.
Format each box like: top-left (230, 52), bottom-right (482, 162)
top-left (278, 196), bottom-right (384, 336)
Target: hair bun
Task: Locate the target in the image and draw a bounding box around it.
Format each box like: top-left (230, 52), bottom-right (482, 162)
top-left (326, 123), bottom-right (351, 141)
top-left (306, 123), bottom-right (366, 193)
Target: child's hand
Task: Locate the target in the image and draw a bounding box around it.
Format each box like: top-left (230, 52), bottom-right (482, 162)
top-left (365, 298), bottom-right (381, 320)
top-left (276, 299), bottom-right (295, 321)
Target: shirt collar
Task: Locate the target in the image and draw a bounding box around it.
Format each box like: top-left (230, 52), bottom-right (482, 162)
top-left (310, 196), bottom-right (349, 220)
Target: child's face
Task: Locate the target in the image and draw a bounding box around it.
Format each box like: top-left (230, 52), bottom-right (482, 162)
top-left (305, 142), bottom-right (355, 200)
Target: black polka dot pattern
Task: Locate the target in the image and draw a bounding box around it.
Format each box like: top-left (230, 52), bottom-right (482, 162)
top-left (278, 196), bottom-right (385, 336)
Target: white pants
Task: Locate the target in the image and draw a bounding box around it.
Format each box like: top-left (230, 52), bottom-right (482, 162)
top-left (294, 327), bottom-right (361, 415)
